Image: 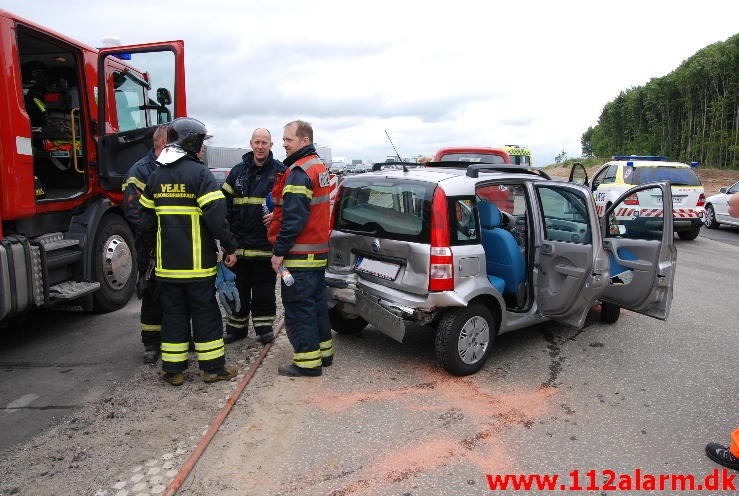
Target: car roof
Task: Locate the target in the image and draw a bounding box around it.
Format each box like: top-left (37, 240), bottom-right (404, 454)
top-left (346, 168), bottom-right (549, 191)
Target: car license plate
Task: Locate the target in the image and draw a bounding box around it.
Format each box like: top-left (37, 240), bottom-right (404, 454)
top-left (354, 256), bottom-right (400, 280)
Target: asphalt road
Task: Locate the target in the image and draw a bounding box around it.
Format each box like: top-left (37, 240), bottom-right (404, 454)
top-left (699, 223), bottom-right (739, 247)
top-left (0, 299), bottom-right (141, 452)
top-left (183, 232), bottom-right (739, 495)
top-left (1, 229), bottom-right (738, 493)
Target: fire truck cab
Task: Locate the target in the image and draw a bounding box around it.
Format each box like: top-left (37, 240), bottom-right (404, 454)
top-left (0, 9), bottom-right (187, 321)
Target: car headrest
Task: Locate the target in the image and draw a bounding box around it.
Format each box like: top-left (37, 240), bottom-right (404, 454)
top-left (478, 201), bottom-right (501, 229)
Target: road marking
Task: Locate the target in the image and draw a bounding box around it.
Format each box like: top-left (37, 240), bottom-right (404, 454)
top-left (4, 393), bottom-right (39, 412)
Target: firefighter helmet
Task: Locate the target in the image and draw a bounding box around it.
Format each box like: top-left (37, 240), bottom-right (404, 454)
top-left (167, 117), bottom-right (211, 155)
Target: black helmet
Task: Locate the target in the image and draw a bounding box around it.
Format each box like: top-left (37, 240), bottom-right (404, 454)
top-left (167, 117), bottom-right (211, 155)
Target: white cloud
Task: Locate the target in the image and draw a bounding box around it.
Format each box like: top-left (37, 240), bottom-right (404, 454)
top-left (4, 0), bottom-right (737, 164)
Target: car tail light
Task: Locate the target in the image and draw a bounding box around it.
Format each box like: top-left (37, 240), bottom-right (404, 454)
top-left (697, 193), bottom-right (705, 207)
top-left (624, 193), bottom-right (639, 205)
top-left (429, 186), bottom-right (453, 291)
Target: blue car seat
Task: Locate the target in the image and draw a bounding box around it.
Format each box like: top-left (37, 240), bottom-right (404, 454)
top-left (478, 201), bottom-right (526, 301)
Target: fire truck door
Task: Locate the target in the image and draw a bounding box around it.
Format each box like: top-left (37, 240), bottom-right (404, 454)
top-left (97, 41), bottom-right (186, 192)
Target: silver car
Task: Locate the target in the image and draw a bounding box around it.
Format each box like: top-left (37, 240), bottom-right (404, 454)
top-left (326, 164), bottom-right (677, 375)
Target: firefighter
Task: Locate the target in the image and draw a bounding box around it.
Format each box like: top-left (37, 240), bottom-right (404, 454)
top-left (122, 124), bottom-right (169, 363)
top-left (139, 117), bottom-right (239, 386)
top-left (269, 120), bottom-right (333, 377)
top-left (221, 128), bottom-right (285, 345)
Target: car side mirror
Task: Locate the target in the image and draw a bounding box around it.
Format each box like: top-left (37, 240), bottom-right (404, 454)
top-left (720, 187), bottom-right (727, 194)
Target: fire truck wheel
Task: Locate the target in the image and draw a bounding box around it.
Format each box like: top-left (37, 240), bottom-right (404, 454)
top-left (92, 214), bottom-right (136, 312)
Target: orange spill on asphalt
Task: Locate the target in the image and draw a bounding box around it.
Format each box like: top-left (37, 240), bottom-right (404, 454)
top-left (310, 363), bottom-right (555, 494)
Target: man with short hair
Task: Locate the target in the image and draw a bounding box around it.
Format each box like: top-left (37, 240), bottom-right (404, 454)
top-left (122, 124), bottom-right (169, 363)
top-left (221, 129), bottom-right (285, 345)
top-left (268, 120), bottom-right (333, 377)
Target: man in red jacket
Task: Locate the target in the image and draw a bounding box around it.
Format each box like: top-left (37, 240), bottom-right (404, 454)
top-left (269, 120), bottom-right (333, 377)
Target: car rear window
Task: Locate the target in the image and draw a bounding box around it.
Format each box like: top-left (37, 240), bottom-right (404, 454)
top-left (626, 166), bottom-right (701, 186)
top-left (335, 178), bottom-right (434, 242)
top-left (439, 153), bottom-right (506, 164)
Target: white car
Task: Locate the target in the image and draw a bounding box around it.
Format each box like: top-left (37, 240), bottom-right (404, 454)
top-left (704, 180), bottom-right (739, 229)
top-left (570, 156), bottom-right (705, 240)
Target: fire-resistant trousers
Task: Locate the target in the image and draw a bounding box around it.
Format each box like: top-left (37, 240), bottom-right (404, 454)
top-left (160, 279), bottom-right (225, 373)
top-left (139, 281), bottom-right (162, 347)
top-left (225, 259), bottom-right (277, 338)
top-left (281, 269), bottom-right (333, 370)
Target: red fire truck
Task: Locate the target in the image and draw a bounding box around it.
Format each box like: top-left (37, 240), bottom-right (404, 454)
top-left (0, 9), bottom-right (187, 321)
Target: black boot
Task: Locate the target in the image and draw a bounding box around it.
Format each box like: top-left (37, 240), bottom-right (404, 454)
top-left (278, 363), bottom-right (322, 377)
top-left (223, 332), bottom-right (247, 344)
top-left (706, 443), bottom-right (739, 471)
top-left (143, 344), bottom-right (160, 364)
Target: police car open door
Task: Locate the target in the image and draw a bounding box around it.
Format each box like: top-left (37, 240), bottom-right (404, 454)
top-left (96, 41), bottom-right (186, 191)
top-left (533, 183), bottom-right (609, 328)
top-left (598, 182), bottom-right (676, 319)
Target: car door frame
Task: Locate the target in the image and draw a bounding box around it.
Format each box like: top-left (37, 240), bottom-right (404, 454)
top-left (531, 181), bottom-right (609, 328)
top-left (96, 41), bottom-right (186, 192)
top-left (599, 181), bottom-right (676, 320)
top-left (716, 181), bottom-right (739, 223)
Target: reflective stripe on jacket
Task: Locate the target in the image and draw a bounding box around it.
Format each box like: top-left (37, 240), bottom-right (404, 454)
top-left (221, 151), bottom-right (285, 259)
top-left (139, 154), bottom-right (237, 283)
top-left (269, 149), bottom-right (331, 270)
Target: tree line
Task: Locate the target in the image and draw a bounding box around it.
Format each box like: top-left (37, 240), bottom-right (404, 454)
top-left (581, 33), bottom-right (738, 168)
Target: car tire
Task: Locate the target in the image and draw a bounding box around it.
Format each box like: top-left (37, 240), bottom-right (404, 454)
top-left (704, 204), bottom-right (720, 229)
top-left (435, 304), bottom-right (496, 376)
top-left (600, 302), bottom-right (621, 324)
top-left (328, 307), bottom-right (367, 334)
top-left (677, 226), bottom-right (701, 240)
top-left (92, 213), bottom-right (136, 312)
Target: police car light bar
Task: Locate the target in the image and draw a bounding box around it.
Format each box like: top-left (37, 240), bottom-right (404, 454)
top-left (612, 155), bottom-right (667, 161)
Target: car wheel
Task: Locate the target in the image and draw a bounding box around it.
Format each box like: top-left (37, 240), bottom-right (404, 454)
top-left (704, 204), bottom-right (720, 229)
top-left (435, 304), bottom-right (496, 376)
top-left (677, 226), bottom-right (701, 240)
top-left (92, 214), bottom-right (136, 312)
top-left (600, 302), bottom-right (621, 324)
top-left (328, 307), bottom-right (367, 334)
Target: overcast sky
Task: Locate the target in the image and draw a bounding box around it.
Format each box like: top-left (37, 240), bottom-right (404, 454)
top-left (5, 0), bottom-right (737, 165)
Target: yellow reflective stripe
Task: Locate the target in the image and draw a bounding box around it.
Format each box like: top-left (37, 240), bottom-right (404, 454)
top-left (162, 353), bottom-right (189, 362)
top-left (123, 176), bottom-right (147, 192)
top-left (235, 249), bottom-right (273, 257)
top-left (253, 315), bottom-right (275, 322)
top-left (161, 342), bottom-right (189, 352)
top-left (191, 214), bottom-right (201, 270)
top-left (156, 221), bottom-right (163, 270)
top-left (33, 97), bottom-right (47, 112)
top-left (141, 323), bottom-right (161, 332)
top-left (221, 182), bottom-right (234, 195)
top-left (293, 350), bottom-right (321, 361)
top-left (197, 190), bottom-right (224, 207)
top-left (233, 197), bottom-right (266, 205)
top-left (195, 339), bottom-right (224, 351)
top-left (228, 315), bottom-right (248, 322)
top-left (155, 205), bottom-right (202, 214)
top-left (155, 267), bottom-right (217, 278)
top-left (227, 320), bottom-right (247, 328)
top-left (139, 195), bottom-right (155, 209)
top-left (320, 339), bottom-right (333, 349)
top-left (283, 185), bottom-right (313, 198)
top-left (290, 243), bottom-right (329, 252)
top-left (197, 348), bottom-right (225, 361)
top-left (283, 258), bottom-right (327, 268)
top-left (294, 359), bottom-right (322, 368)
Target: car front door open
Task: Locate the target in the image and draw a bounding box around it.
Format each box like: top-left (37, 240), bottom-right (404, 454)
top-left (533, 183), bottom-right (609, 328)
top-left (600, 182), bottom-right (676, 319)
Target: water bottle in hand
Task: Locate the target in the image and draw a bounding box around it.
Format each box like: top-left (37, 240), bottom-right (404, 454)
top-left (279, 264), bottom-right (294, 286)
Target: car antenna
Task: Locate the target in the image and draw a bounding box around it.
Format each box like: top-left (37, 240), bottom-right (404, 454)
top-left (384, 129), bottom-right (409, 173)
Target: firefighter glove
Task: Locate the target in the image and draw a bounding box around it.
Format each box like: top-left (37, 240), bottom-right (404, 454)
top-left (216, 262), bottom-right (240, 315)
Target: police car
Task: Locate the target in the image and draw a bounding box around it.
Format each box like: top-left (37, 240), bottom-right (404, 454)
top-left (569, 156), bottom-right (705, 240)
